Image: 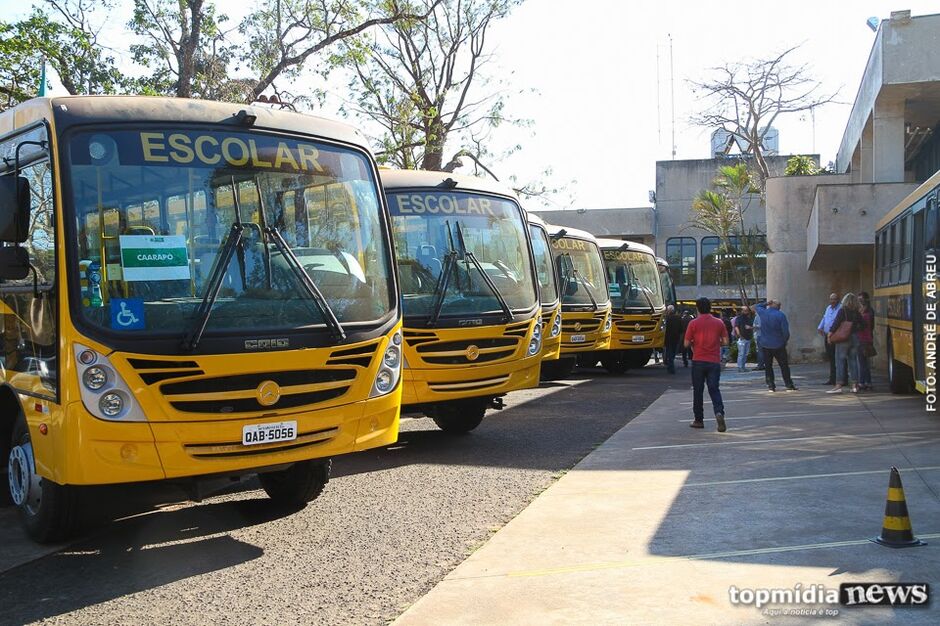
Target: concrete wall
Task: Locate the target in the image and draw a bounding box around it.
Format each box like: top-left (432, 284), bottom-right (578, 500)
top-left (766, 174), bottom-right (854, 363)
top-left (532, 208), bottom-right (654, 244)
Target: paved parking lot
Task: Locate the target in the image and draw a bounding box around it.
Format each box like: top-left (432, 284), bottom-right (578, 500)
top-left (396, 365), bottom-right (940, 624)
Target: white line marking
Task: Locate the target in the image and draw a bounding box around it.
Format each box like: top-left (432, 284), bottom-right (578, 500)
top-left (675, 410), bottom-right (847, 422)
top-left (685, 466), bottom-right (940, 487)
top-left (632, 429), bottom-right (937, 451)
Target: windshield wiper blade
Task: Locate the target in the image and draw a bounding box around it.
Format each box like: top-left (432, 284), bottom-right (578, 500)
top-left (265, 225), bottom-right (346, 341)
top-left (182, 177), bottom-right (248, 351)
top-left (182, 222), bottom-right (244, 351)
top-left (572, 268), bottom-right (598, 311)
top-left (427, 250), bottom-right (458, 328)
top-left (455, 221), bottom-right (512, 322)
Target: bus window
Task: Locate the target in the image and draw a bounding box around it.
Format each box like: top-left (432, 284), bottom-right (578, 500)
top-left (900, 214), bottom-right (912, 283)
top-left (889, 223), bottom-right (898, 284)
top-left (926, 197), bottom-right (938, 253)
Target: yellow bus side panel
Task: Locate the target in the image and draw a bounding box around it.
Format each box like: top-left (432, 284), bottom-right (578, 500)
top-left (890, 325), bottom-right (915, 369)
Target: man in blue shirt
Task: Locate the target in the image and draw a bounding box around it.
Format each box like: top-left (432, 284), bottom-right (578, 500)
top-left (817, 293), bottom-right (845, 386)
top-left (754, 300), bottom-right (797, 392)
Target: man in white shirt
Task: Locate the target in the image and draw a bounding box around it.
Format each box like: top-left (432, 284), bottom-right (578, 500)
top-left (817, 292), bottom-right (845, 386)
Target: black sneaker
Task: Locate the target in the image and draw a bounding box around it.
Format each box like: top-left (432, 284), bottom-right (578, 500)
top-left (768, 387), bottom-right (776, 393)
top-left (689, 421), bottom-right (704, 429)
top-left (715, 412), bottom-right (727, 433)
top-left (786, 385), bottom-right (798, 391)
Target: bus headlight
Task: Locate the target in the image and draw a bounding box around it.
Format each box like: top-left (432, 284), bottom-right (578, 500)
top-left (371, 332), bottom-right (402, 398)
top-left (74, 343), bottom-right (147, 422)
top-left (550, 310), bottom-right (562, 337)
top-left (528, 321), bottom-right (542, 356)
top-left (99, 392), bottom-right (125, 417)
top-left (82, 366), bottom-right (108, 391)
top-left (604, 314), bottom-right (612, 332)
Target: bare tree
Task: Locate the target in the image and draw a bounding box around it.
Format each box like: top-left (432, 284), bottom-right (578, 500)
top-left (690, 46), bottom-right (837, 191)
top-left (345, 0), bottom-right (523, 171)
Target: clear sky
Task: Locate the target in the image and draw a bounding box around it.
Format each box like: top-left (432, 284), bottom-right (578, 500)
top-left (3, 0), bottom-right (939, 209)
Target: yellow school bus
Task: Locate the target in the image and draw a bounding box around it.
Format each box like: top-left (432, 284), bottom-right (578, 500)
top-left (381, 170), bottom-right (542, 432)
top-left (527, 213), bottom-right (562, 362)
top-left (543, 224), bottom-right (611, 378)
top-left (873, 168), bottom-right (940, 394)
top-left (594, 238), bottom-right (666, 373)
top-left (0, 96), bottom-right (402, 541)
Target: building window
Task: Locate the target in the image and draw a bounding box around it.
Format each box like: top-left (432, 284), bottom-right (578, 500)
top-left (666, 237), bottom-right (696, 286)
top-left (700, 235), bottom-right (767, 287)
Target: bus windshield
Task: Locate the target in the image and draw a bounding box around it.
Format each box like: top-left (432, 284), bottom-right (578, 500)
top-left (66, 128), bottom-right (393, 337)
top-left (604, 250), bottom-right (664, 311)
top-left (552, 239), bottom-right (608, 307)
top-left (529, 224), bottom-right (559, 306)
top-left (387, 190), bottom-right (537, 320)
top-left (659, 264), bottom-right (677, 307)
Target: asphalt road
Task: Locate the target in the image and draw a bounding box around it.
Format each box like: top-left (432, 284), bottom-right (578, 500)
top-left (0, 363), bottom-right (675, 626)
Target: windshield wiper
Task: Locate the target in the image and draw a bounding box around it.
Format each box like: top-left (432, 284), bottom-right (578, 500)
top-left (265, 225), bottom-right (346, 341)
top-left (456, 221), bottom-right (512, 322)
top-left (571, 267), bottom-right (598, 311)
top-left (182, 177), bottom-right (249, 351)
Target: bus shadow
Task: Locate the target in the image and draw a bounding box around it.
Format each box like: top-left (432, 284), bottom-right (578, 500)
top-left (0, 497), bottom-right (288, 624)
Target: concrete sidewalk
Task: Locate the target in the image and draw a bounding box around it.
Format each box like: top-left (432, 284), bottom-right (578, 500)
top-left (394, 365), bottom-right (940, 624)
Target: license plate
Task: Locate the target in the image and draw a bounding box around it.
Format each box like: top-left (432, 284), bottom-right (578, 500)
top-left (570, 334), bottom-right (586, 343)
top-left (242, 421), bottom-right (297, 446)
top-left (632, 335), bottom-right (646, 344)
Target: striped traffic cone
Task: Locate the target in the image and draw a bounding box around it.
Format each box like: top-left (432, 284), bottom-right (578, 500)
top-left (871, 467), bottom-right (926, 548)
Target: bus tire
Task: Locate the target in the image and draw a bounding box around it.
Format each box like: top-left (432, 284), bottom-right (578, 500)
top-left (259, 459), bottom-right (331, 507)
top-left (600, 352), bottom-right (630, 375)
top-left (540, 358), bottom-right (576, 381)
top-left (431, 401), bottom-right (486, 434)
top-left (8, 416), bottom-right (78, 543)
top-left (887, 335), bottom-right (914, 394)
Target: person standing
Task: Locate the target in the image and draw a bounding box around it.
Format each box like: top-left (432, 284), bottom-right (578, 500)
top-left (733, 306), bottom-right (754, 373)
top-left (684, 297), bottom-right (728, 432)
top-left (827, 293), bottom-right (863, 394)
top-left (680, 309), bottom-right (693, 367)
top-left (857, 292), bottom-right (875, 390)
top-left (755, 299), bottom-right (797, 392)
top-left (752, 305), bottom-right (765, 370)
top-left (720, 309), bottom-right (734, 364)
top-left (663, 305), bottom-right (682, 375)
top-left (817, 293), bottom-right (846, 386)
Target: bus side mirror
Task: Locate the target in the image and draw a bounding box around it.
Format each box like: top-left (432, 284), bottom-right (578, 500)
top-left (0, 175), bottom-right (30, 243)
top-left (0, 245), bottom-right (30, 280)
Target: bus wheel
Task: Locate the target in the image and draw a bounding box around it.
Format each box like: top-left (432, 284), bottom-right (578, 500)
top-left (600, 352), bottom-right (629, 375)
top-left (8, 417), bottom-right (78, 543)
top-left (431, 401), bottom-right (486, 434)
top-left (540, 358), bottom-right (576, 381)
top-left (259, 459), bottom-right (331, 507)
top-left (887, 336), bottom-right (914, 394)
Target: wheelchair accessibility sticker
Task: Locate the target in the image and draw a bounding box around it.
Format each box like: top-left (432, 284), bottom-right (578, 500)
top-left (110, 298), bottom-right (145, 330)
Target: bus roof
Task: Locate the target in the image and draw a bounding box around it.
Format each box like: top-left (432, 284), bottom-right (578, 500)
top-left (379, 168), bottom-right (518, 200)
top-left (656, 256), bottom-right (669, 268)
top-left (876, 167), bottom-right (940, 230)
top-left (0, 96), bottom-right (370, 148)
top-left (594, 237), bottom-right (655, 256)
top-left (526, 211), bottom-right (548, 228)
top-left (545, 223), bottom-right (598, 244)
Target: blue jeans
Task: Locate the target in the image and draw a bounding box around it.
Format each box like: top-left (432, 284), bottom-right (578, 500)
top-left (691, 360), bottom-right (724, 421)
top-left (736, 338), bottom-right (751, 370)
top-left (755, 337), bottom-right (765, 368)
top-left (664, 343), bottom-right (677, 373)
top-left (835, 335), bottom-right (859, 385)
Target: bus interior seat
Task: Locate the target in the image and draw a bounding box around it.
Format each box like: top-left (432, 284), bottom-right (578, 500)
top-left (415, 244), bottom-right (441, 277)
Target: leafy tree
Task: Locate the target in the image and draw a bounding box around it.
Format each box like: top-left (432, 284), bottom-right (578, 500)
top-left (344, 0), bottom-right (524, 172)
top-left (689, 163), bottom-right (767, 303)
top-left (691, 46), bottom-right (836, 192)
top-left (1, 0), bottom-right (123, 110)
top-left (784, 154), bottom-right (820, 176)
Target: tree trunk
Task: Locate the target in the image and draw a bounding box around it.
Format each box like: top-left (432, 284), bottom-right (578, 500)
top-left (421, 120), bottom-right (446, 171)
top-left (175, 0), bottom-right (204, 99)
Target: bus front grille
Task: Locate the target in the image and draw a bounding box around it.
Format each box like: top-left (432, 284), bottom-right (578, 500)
top-left (160, 369), bottom-right (356, 415)
top-left (183, 427), bottom-right (339, 459)
top-left (406, 322), bottom-right (531, 366)
top-left (613, 318), bottom-right (659, 333)
top-left (562, 319), bottom-right (601, 333)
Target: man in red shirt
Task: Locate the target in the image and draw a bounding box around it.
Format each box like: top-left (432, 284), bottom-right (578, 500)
top-left (684, 297), bottom-right (729, 432)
